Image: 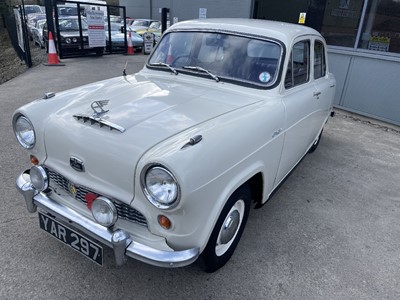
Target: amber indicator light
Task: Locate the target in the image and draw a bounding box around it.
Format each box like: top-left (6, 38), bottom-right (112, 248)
top-left (158, 215), bottom-right (172, 230)
top-left (30, 155), bottom-right (39, 165)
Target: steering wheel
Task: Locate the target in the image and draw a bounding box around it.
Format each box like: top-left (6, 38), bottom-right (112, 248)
top-left (172, 55), bottom-right (201, 67)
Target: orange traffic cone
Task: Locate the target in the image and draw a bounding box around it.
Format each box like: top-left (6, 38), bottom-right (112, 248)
top-left (166, 45), bottom-right (173, 64)
top-left (126, 31), bottom-right (135, 55)
top-left (44, 31), bottom-right (65, 66)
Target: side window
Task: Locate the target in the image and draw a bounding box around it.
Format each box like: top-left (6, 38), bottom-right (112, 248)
top-left (314, 41), bottom-right (326, 79)
top-left (285, 40), bottom-right (310, 89)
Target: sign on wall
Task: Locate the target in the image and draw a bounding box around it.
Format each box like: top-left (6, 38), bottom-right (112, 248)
top-left (87, 10), bottom-right (105, 48)
top-left (298, 12), bottom-right (306, 24)
top-left (199, 8), bottom-right (207, 19)
top-left (143, 32), bottom-right (155, 54)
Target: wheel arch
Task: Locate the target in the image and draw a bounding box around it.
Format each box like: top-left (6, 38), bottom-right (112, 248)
top-left (247, 172), bottom-right (264, 208)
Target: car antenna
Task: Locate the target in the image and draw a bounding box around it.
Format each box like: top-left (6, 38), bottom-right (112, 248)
top-left (123, 61), bottom-right (128, 76)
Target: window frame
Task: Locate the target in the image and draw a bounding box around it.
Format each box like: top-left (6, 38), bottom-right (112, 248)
top-left (285, 39), bottom-right (311, 89)
top-left (313, 40), bottom-right (327, 80)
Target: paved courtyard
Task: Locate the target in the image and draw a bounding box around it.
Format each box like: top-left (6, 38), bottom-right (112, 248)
top-left (1, 54), bottom-right (399, 299)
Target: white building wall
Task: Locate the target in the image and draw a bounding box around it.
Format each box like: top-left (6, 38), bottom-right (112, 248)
top-left (119, 0), bottom-right (150, 19)
top-left (120, 0), bottom-right (252, 21)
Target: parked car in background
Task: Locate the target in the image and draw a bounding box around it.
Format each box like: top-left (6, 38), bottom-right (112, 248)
top-left (26, 13), bottom-right (45, 41)
top-left (23, 4), bottom-right (42, 16)
top-left (57, 4), bottom-right (79, 17)
top-left (135, 21), bottom-right (162, 43)
top-left (109, 15), bottom-right (123, 23)
top-left (129, 19), bottom-right (159, 32)
top-left (43, 16), bottom-right (104, 56)
top-left (31, 19), bottom-right (46, 48)
top-left (125, 18), bottom-right (135, 26)
top-left (105, 23), bottom-right (143, 52)
top-left (14, 19), bottom-right (335, 273)
top-left (135, 20), bottom-right (161, 36)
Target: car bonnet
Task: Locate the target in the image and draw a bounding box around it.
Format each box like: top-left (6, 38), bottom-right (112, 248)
top-left (42, 74), bottom-right (262, 202)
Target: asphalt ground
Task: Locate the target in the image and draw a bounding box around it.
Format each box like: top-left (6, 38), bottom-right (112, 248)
top-left (1, 54), bottom-right (399, 299)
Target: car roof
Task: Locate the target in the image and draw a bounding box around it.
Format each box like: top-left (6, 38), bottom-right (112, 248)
top-left (167, 18), bottom-right (322, 45)
top-left (134, 19), bottom-right (158, 22)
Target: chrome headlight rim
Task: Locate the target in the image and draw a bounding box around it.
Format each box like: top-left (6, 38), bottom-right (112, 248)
top-left (91, 196), bottom-right (118, 227)
top-left (13, 114), bottom-right (36, 149)
top-left (140, 163), bottom-right (181, 210)
top-left (30, 165), bottom-right (48, 191)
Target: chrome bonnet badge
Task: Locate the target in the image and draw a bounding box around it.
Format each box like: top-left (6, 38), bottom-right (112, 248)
top-left (91, 100), bottom-right (109, 117)
top-left (70, 156), bottom-right (85, 172)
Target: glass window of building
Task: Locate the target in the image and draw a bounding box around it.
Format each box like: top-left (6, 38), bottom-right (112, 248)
top-left (358, 0), bottom-right (400, 54)
top-left (306, 0), bottom-right (365, 47)
top-left (254, 0), bottom-right (400, 55)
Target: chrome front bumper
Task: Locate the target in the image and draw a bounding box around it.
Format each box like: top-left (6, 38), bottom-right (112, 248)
top-left (16, 170), bottom-right (199, 268)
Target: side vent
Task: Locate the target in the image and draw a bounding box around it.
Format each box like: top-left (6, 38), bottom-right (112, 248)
top-left (73, 114), bottom-right (126, 133)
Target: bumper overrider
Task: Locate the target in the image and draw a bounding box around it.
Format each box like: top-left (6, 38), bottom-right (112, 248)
top-left (16, 169), bottom-right (200, 268)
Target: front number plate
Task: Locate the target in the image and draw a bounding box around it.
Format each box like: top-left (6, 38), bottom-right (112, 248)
top-left (38, 212), bottom-right (103, 266)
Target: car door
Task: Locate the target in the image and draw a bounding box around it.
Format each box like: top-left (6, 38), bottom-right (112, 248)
top-left (274, 38), bottom-right (319, 186)
top-left (312, 38), bottom-right (336, 129)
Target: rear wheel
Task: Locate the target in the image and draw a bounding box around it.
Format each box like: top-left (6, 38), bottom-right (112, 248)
top-left (309, 129), bottom-right (323, 153)
top-left (198, 185), bottom-right (251, 273)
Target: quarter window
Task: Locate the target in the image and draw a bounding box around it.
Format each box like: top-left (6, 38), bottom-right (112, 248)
top-left (314, 41), bottom-right (326, 79)
top-left (285, 40), bottom-right (310, 89)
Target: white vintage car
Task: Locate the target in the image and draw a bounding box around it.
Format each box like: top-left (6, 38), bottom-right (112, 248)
top-left (14, 19), bottom-right (335, 272)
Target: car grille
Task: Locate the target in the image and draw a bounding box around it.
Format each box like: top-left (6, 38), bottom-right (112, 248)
top-left (46, 168), bottom-right (148, 227)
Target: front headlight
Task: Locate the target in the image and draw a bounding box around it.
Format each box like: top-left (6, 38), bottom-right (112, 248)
top-left (13, 115), bottom-right (35, 149)
top-left (141, 164), bottom-right (180, 209)
top-left (65, 38), bottom-right (71, 44)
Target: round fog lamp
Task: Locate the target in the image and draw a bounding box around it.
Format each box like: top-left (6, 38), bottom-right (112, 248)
top-left (65, 38), bottom-right (71, 44)
top-left (91, 197), bottom-right (118, 227)
top-left (30, 165), bottom-right (48, 191)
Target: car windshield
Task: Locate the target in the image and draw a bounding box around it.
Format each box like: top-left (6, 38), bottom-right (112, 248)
top-left (24, 6), bottom-right (42, 15)
top-left (148, 31), bottom-right (282, 87)
top-left (149, 22), bottom-right (160, 29)
top-left (58, 6), bottom-right (79, 16)
top-left (106, 23), bottom-right (123, 32)
top-left (59, 18), bottom-right (88, 31)
top-left (132, 20), bottom-right (149, 27)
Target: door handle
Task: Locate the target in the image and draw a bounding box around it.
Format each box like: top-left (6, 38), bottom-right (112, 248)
top-left (313, 91), bottom-right (321, 97)
top-left (272, 128), bottom-right (283, 138)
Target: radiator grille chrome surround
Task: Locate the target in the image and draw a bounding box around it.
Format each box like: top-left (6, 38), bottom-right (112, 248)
top-left (46, 168), bottom-right (147, 227)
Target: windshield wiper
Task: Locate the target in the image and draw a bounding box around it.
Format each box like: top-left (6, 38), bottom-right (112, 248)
top-left (149, 62), bottom-right (178, 75)
top-left (182, 66), bottom-right (219, 82)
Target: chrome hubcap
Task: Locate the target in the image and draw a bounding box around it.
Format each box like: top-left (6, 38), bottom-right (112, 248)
top-left (215, 199), bottom-right (245, 257)
top-left (220, 210), bottom-right (240, 244)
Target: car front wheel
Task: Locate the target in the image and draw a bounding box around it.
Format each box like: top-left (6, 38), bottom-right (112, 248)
top-left (198, 185), bottom-right (251, 273)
